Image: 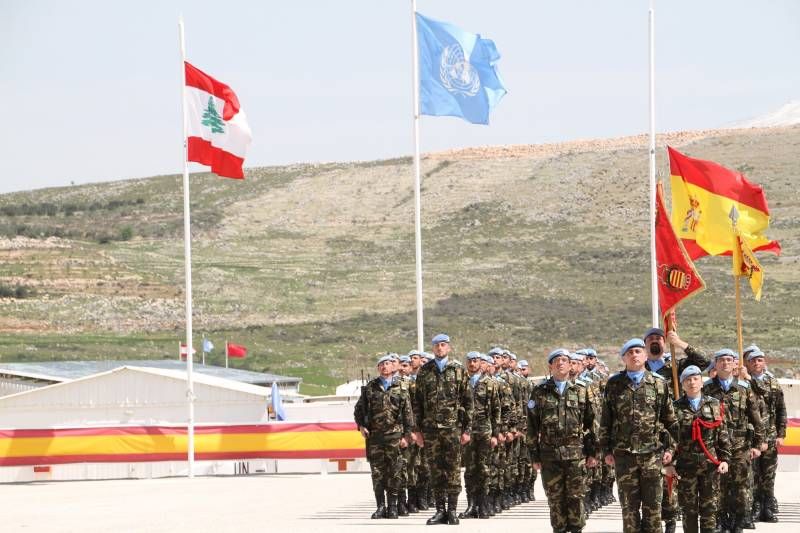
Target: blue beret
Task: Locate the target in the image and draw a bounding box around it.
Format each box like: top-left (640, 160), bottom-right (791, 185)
top-left (431, 333), bottom-right (450, 345)
top-left (620, 338), bottom-right (646, 357)
top-left (466, 351), bottom-right (483, 360)
top-left (508, 352), bottom-right (517, 361)
top-left (743, 344), bottom-right (760, 357)
top-left (714, 348), bottom-right (737, 360)
top-left (484, 355), bottom-right (496, 364)
top-left (746, 348), bottom-right (765, 361)
top-left (377, 354), bottom-right (394, 365)
top-left (569, 351), bottom-right (585, 361)
top-left (680, 365), bottom-right (702, 382)
top-left (707, 359), bottom-right (715, 371)
top-left (518, 360), bottom-right (529, 368)
top-left (573, 349), bottom-right (587, 356)
top-left (488, 347), bottom-right (504, 356)
top-left (548, 348), bottom-right (570, 364)
top-left (643, 327), bottom-right (665, 340)
top-left (584, 348), bottom-right (597, 357)
top-left (407, 350), bottom-right (423, 357)
top-left (399, 355), bottom-right (411, 363)
top-left (388, 352), bottom-right (399, 360)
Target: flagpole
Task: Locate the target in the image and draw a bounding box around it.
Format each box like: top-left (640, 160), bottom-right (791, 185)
top-left (225, 340), bottom-right (229, 369)
top-left (201, 335), bottom-right (206, 366)
top-left (178, 16), bottom-right (195, 479)
top-left (648, 0), bottom-right (659, 328)
top-left (735, 276), bottom-right (744, 367)
top-left (410, 0), bottom-right (425, 352)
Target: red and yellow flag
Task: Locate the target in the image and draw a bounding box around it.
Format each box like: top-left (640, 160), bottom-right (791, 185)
top-left (733, 228), bottom-right (764, 300)
top-left (668, 146), bottom-right (780, 260)
top-left (655, 181), bottom-right (705, 321)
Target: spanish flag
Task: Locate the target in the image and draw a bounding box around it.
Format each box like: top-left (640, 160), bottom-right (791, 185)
top-left (668, 146), bottom-right (781, 260)
top-left (733, 227), bottom-right (764, 301)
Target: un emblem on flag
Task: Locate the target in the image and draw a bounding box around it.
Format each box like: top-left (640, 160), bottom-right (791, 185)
top-left (439, 44), bottom-right (480, 97)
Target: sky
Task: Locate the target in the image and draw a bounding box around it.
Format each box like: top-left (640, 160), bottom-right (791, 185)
top-left (2, 0), bottom-right (799, 194)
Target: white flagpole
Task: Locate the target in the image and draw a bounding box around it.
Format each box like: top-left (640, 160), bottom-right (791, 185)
top-left (178, 16), bottom-right (196, 479)
top-left (411, 0), bottom-right (424, 352)
top-left (648, 1), bottom-right (659, 328)
top-left (225, 341), bottom-right (229, 369)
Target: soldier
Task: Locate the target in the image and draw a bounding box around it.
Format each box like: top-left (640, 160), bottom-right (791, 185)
top-left (489, 347), bottom-right (515, 513)
top-left (576, 350), bottom-right (605, 513)
top-left (397, 355), bottom-right (416, 515)
top-left (459, 351), bottom-right (501, 519)
top-left (646, 328), bottom-right (711, 533)
top-left (500, 349), bottom-right (524, 507)
top-left (518, 359), bottom-right (537, 502)
top-left (529, 348), bottom-right (600, 533)
top-left (702, 348), bottom-right (766, 533)
top-left (412, 333), bottom-right (473, 525)
top-left (510, 352), bottom-right (532, 505)
top-left (601, 338), bottom-right (678, 533)
top-left (354, 354), bottom-right (415, 519)
top-left (667, 365), bottom-right (731, 533)
top-left (744, 346), bottom-right (787, 523)
top-left (407, 349), bottom-right (431, 511)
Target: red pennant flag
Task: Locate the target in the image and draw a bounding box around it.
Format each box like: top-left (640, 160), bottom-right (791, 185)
top-left (656, 181), bottom-right (706, 322)
top-left (226, 342), bottom-right (247, 358)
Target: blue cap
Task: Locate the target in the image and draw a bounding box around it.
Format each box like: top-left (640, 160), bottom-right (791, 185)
top-left (680, 365), bottom-right (702, 382)
top-left (483, 354), bottom-right (495, 364)
top-left (707, 359), bottom-right (715, 371)
top-left (643, 327), bottom-right (665, 340)
top-left (518, 360), bottom-right (529, 368)
top-left (466, 351), bottom-right (483, 360)
top-left (714, 348), bottom-right (737, 360)
top-left (548, 348), bottom-right (571, 364)
top-left (508, 352), bottom-right (517, 361)
top-left (407, 350), bottom-right (423, 357)
top-left (377, 354), bottom-right (394, 365)
top-left (743, 344), bottom-right (761, 357)
top-left (431, 333), bottom-right (450, 345)
top-left (746, 348), bottom-right (765, 361)
top-left (569, 351), bottom-right (585, 361)
top-left (399, 355), bottom-right (411, 363)
top-left (388, 352), bottom-right (399, 360)
top-left (620, 338), bottom-right (646, 357)
top-left (584, 348), bottom-right (597, 358)
top-left (488, 347), bottom-right (504, 356)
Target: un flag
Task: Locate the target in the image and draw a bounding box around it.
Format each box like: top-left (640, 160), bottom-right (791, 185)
top-left (416, 12), bottom-right (507, 125)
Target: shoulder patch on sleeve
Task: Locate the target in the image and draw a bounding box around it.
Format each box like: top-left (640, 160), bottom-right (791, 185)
top-left (527, 399), bottom-right (535, 409)
top-left (573, 379), bottom-right (586, 387)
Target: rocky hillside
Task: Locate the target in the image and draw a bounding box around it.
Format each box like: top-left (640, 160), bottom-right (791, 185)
top-left (0, 126), bottom-right (797, 393)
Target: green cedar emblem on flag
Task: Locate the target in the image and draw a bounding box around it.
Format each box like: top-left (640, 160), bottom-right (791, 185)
top-left (201, 97), bottom-right (225, 134)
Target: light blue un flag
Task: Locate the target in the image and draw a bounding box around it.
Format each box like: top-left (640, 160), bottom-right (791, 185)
top-left (271, 381), bottom-right (287, 421)
top-left (416, 12), bottom-right (507, 125)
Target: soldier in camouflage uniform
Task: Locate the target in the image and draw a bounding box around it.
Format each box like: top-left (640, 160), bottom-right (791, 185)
top-left (459, 351), bottom-right (501, 519)
top-left (508, 351), bottom-right (531, 505)
top-left (601, 338), bottom-right (679, 533)
top-left (529, 348), bottom-right (599, 533)
top-left (498, 349), bottom-right (523, 508)
top-left (489, 347), bottom-right (516, 514)
top-left (408, 349), bottom-right (431, 511)
top-left (518, 359), bottom-right (537, 501)
top-left (744, 346), bottom-right (787, 523)
top-left (701, 348), bottom-right (765, 533)
top-left (644, 328), bottom-right (712, 533)
top-left (412, 333), bottom-right (473, 525)
top-left (354, 354), bottom-right (415, 519)
top-left (667, 365), bottom-right (731, 533)
top-left (573, 350), bottom-right (603, 513)
top-left (397, 355), bottom-right (417, 514)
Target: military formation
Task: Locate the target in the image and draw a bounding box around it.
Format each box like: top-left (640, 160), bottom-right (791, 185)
top-left (354, 331), bottom-right (787, 532)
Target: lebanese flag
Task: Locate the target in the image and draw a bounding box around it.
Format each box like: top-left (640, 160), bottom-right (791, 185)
top-left (184, 62), bottom-right (252, 179)
top-left (179, 342), bottom-right (197, 361)
top-left (226, 342), bottom-right (247, 358)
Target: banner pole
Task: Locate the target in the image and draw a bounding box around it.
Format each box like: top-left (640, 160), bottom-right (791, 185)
top-left (648, 0), bottom-right (659, 328)
top-left (735, 276), bottom-right (744, 367)
top-left (411, 0), bottom-right (424, 352)
top-left (178, 15), bottom-right (195, 479)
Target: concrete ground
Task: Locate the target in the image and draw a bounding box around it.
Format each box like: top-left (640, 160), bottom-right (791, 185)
top-left (2, 472), bottom-right (798, 532)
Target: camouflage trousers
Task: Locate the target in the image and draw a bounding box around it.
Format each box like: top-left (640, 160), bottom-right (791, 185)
top-left (720, 448), bottom-right (751, 516)
top-left (540, 458), bottom-right (586, 532)
top-left (505, 438), bottom-right (520, 487)
top-left (367, 435), bottom-right (403, 492)
top-left (463, 433), bottom-right (493, 495)
top-left (424, 431), bottom-right (463, 497)
top-left (676, 462), bottom-right (720, 532)
top-left (491, 439), bottom-right (506, 490)
top-left (753, 442), bottom-right (778, 502)
top-left (400, 444), bottom-right (414, 489)
top-left (614, 451), bottom-right (663, 533)
top-left (416, 444), bottom-right (430, 487)
top-left (661, 471), bottom-right (680, 521)
top-left (517, 436), bottom-right (532, 487)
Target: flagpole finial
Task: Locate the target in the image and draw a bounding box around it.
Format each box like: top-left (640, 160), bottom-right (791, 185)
top-left (728, 205), bottom-right (740, 227)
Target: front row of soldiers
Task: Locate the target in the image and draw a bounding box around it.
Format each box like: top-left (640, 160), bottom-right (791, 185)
top-left (354, 330), bottom-right (786, 532)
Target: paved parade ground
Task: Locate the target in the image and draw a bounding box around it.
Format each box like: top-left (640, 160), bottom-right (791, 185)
top-left (2, 471), bottom-right (799, 533)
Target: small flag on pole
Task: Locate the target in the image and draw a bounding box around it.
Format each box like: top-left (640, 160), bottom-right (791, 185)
top-left (733, 226), bottom-right (764, 301)
top-left (185, 62), bottom-right (252, 179)
top-left (271, 382), bottom-right (287, 421)
top-left (202, 338), bottom-right (214, 353)
top-left (226, 342), bottom-right (247, 358)
top-left (415, 13), bottom-right (507, 125)
top-left (179, 343), bottom-right (196, 361)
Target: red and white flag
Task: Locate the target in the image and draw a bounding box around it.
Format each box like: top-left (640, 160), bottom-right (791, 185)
top-left (184, 62), bottom-right (252, 179)
top-left (179, 342), bottom-right (197, 360)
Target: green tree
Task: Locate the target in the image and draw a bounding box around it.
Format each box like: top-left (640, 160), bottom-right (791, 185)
top-left (201, 97), bottom-right (225, 134)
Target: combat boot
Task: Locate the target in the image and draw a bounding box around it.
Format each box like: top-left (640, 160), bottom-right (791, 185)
top-left (750, 499), bottom-right (761, 523)
top-left (478, 494), bottom-right (490, 519)
top-left (458, 492), bottom-right (474, 519)
top-left (371, 488), bottom-right (386, 519)
top-left (682, 512), bottom-right (699, 533)
top-left (446, 494), bottom-right (460, 525)
top-left (501, 489), bottom-right (511, 510)
top-left (397, 490), bottom-right (409, 517)
top-left (407, 488), bottom-right (419, 513)
top-left (731, 514), bottom-right (745, 533)
top-left (591, 482), bottom-right (603, 509)
top-left (767, 495), bottom-right (779, 514)
top-left (386, 492), bottom-right (399, 519)
top-left (417, 483), bottom-right (430, 510)
top-left (493, 489), bottom-right (503, 514)
top-left (760, 505), bottom-right (778, 523)
top-left (741, 514), bottom-right (755, 529)
top-left (664, 519), bottom-right (676, 533)
top-left (426, 496), bottom-right (447, 525)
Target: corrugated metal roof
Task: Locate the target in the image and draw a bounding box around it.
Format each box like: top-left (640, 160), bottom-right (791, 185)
top-left (0, 360), bottom-right (300, 385)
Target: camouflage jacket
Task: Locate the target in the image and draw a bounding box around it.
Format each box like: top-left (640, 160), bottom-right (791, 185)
top-left (510, 370), bottom-right (530, 433)
top-left (600, 371), bottom-right (678, 456)
top-left (646, 345), bottom-right (711, 400)
top-left (750, 374), bottom-right (787, 441)
top-left (671, 395), bottom-right (731, 472)
top-left (527, 378), bottom-right (598, 463)
top-left (494, 372), bottom-right (517, 433)
top-left (702, 376), bottom-right (765, 451)
top-left (412, 358), bottom-right (473, 435)
top-left (353, 376), bottom-right (415, 439)
top-left (470, 373), bottom-right (501, 437)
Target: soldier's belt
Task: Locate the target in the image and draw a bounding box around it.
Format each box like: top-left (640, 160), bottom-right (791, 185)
top-left (368, 432), bottom-right (402, 444)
